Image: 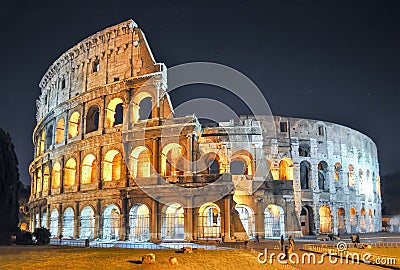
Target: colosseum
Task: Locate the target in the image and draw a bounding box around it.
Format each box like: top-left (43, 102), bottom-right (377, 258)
top-left (28, 19), bottom-right (382, 242)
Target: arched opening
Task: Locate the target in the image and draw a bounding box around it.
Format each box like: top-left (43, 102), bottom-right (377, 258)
top-left (203, 152), bottom-right (221, 174)
top-left (162, 143), bottom-right (184, 177)
top-left (350, 208), bottom-right (357, 233)
top-left (41, 209), bottom-right (47, 229)
top-left (102, 204), bottom-right (120, 240)
top-left (55, 118), bottom-right (65, 144)
top-left (300, 206), bottom-right (314, 236)
top-left (161, 203), bottom-right (184, 240)
top-left (359, 169), bottom-right (365, 194)
top-left (50, 209), bottom-right (59, 238)
top-left (52, 162), bottom-right (61, 188)
top-left (130, 146), bottom-right (151, 178)
top-left (230, 150), bottom-right (253, 175)
top-left (62, 207), bottom-right (74, 238)
top-left (319, 206), bottom-right (332, 233)
top-left (46, 125), bottom-right (53, 149)
top-left (230, 160), bottom-right (245, 175)
top-left (64, 158), bottom-right (76, 186)
top-left (360, 208), bottom-right (366, 232)
top-left (264, 204), bottom-right (285, 237)
top-left (106, 98), bottom-right (123, 128)
top-left (318, 161), bottom-right (329, 191)
top-left (132, 92), bottom-right (153, 123)
top-left (235, 205), bottom-right (255, 239)
top-left (81, 154), bottom-right (97, 184)
top-left (80, 206), bottom-right (95, 239)
top-left (279, 158), bottom-right (294, 180)
top-left (337, 208), bottom-right (346, 234)
top-left (334, 162), bottom-right (342, 181)
top-left (68, 112), bottom-right (80, 139)
top-left (36, 169), bottom-right (42, 193)
top-left (348, 165), bottom-right (355, 187)
top-left (376, 175), bottom-right (381, 197)
top-left (43, 166), bottom-right (50, 191)
top-left (103, 150), bottom-right (122, 181)
top-left (35, 213), bottom-right (39, 228)
top-left (368, 209), bottom-right (374, 232)
top-left (138, 97), bottom-right (152, 120)
top-left (300, 161), bottom-right (311, 189)
top-left (129, 204), bottom-right (150, 242)
top-left (85, 105), bottom-right (100, 133)
top-left (39, 130), bottom-right (45, 154)
top-left (198, 203), bottom-right (221, 239)
top-left (298, 142), bottom-right (310, 157)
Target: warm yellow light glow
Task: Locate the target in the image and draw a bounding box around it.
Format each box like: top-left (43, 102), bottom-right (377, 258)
top-left (81, 154), bottom-right (96, 184)
top-left (103, 150), bottom-right (121, 181)
top-left (52, 162), bottom-right (61, 188)
top-left (130, 146), bottom-right (151, 178)
top-left (106, 98), bottom-right (123, 128)
top-left (64, 158), bottom-right (77, 186)
top-left (56, 118), bottom-right (65, 144)
top-left (278, 158), bottom-right (294, 180)
top-left (43, 166), bottom-right (50, 191)
top-left (319, 205), bottom-right (332, 233)
top-left (68, 112), bottom-right (80, 139)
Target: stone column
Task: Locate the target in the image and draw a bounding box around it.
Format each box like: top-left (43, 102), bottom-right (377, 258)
top-left (74, 201), bottom-right (80, 238)
top-left (120, 198), bottom-right (128, 240)
top-left (150, 199), bottom-right (159, 242)
top-left (46, 204), bottom-right (51, 230)
top-left (152, 138), bottom-right (159, 175)
top-left (94, 200), bottom-right (101, 239)
top-left (58, 203), bottom-right (63, 238)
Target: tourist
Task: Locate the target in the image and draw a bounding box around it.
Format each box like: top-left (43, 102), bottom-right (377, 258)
top-left (289, 236), bottom-right (295, 251)
top-left (280, 235), bottom-right (285, 251)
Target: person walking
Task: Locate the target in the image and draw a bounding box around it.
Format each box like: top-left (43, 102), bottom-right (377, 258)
top-left (280, 235), bottom-right (285, 251)
top-left (289, 235), bottom-right (295, 251)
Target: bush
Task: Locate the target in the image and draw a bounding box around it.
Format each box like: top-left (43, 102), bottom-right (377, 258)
top-left (33, 227), bottom-right (51, 245)
top-left (16, 230), bottom-right (33, 245)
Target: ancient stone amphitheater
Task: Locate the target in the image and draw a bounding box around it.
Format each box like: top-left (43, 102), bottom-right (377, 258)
top-left (28, 20), bottom-right (381, 242)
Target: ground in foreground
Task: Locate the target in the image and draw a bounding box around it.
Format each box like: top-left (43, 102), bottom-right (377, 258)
top-left (0, 246), bottom-right (273, 270)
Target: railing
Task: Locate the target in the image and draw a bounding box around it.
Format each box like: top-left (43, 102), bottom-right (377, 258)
top-left (49, 239), bottom-right (227, 250)
top-left (303, 241), bottom-right (400, 251)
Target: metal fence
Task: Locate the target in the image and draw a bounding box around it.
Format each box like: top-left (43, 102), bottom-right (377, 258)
top-left (49, 239), bottom-right (228, 250)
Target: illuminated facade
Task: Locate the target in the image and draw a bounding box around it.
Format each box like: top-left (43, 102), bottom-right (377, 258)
top-left (29, 20), bottom-right (381, 241)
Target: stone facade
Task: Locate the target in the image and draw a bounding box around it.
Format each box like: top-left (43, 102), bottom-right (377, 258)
top-left (29, 20), bottom-right (381, 241)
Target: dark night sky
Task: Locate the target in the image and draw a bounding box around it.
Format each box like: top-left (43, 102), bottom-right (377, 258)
top-left (1, 0), bottom-right (399, 185)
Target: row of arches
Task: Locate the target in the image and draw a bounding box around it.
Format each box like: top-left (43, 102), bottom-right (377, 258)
top-left (33, 150), bottom-right (122, 193)
top-left (33, 146), bottom-right (258, 194)
top-left (271, 158), bottom-right (379, 193)
top-left (319, 206), bottom-right (376, 234)
top-left (39, 203), bottom-right (285, 240)
top-left (35, 95), bottom-right (154, 157)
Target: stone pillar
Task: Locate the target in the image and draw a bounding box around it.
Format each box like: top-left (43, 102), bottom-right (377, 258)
top-left (185, 135), bottom-right (193, 175)
top-left (58, 203), bottom-right (63, 238)
top-left (120, 198), bottom-right (128, 240)
top-left (60, 156), bottom-right (65, 194)
top-left (152, 138), bottom-right (159, 175)
top-left (255, 200), bottom-right (265, 239)
top-left (94, 200), bottom-right (101, 239)
top-left (150, 199), bottom-right (159, 242)
top-left (74, 201), bottom-right (80, 238)
top-left (223, 196), bottom-right (231, 240)
top-left (185, 197), bottom-right (193, 241)
top-left (46, 204), bottom-right (51, 230)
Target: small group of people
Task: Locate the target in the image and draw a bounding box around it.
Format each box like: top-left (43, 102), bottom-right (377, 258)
top-left (280, 235), bottom-right (294, 252)
top-left (351, 233), bottom-right (360, 247)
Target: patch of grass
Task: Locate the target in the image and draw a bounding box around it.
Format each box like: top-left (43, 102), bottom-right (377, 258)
top-left (0, 246), bottom-right (275, 269)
